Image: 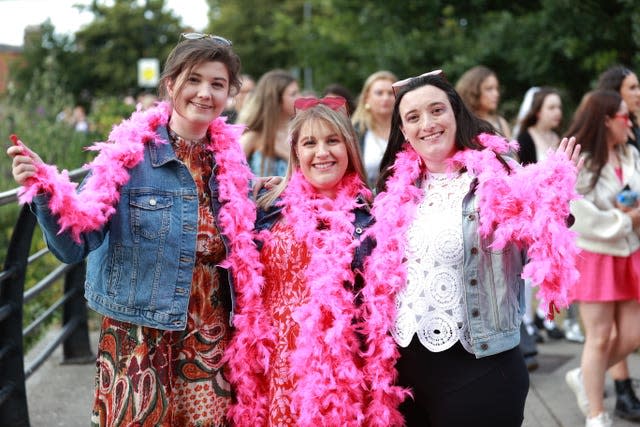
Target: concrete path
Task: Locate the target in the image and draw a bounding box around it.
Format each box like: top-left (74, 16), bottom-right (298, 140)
top-left (23, 329), bottom-right (640, 427)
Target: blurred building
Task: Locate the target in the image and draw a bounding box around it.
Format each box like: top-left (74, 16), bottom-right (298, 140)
top-left (0, 44), bottom-right (22, 94)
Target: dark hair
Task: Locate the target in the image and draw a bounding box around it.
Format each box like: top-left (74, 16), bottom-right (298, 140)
top-left (596, 65), bottom-right (633, 93)
top-left (596, 65), bottom-right (638, 127)
top-left (519, 87), bottom-right (561, 130)
top-left (375, 73), bottom-right (497, 193)
top-left (158, 37), bottom-right (242, 100)
top-left (564, 89), bottom-right (622, 192)
top-left (322, 83), bottom-right (356, 116)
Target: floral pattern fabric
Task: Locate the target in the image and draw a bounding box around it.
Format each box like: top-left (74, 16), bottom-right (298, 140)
top-left (262, 221), bottom-right (311, 426)
top-left (91, 136), bottom-right (231, 427)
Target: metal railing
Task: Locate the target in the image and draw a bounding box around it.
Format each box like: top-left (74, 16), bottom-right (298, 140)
top-left (0, 169), bottom-right (94, 427)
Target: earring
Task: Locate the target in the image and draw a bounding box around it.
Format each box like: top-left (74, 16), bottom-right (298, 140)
top-left (365, 103), bottom-right (371, 110)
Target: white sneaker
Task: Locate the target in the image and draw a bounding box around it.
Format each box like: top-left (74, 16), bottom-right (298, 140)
top-left (585, 412), bottom-right (612, 427)
top-left (566, 368), bottom-right (590, 416)
top-left (564, 319), bottom-right (585, 343)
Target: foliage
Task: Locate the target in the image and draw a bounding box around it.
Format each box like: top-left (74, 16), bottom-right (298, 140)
top-left (90, 96), bottom-right (136, 139)
top-left (70, 0), bottom-right (184, 100)
top-left (206, 0), bottom-right (639, 128)
top-left (7, 0), bottom-right (639, 125)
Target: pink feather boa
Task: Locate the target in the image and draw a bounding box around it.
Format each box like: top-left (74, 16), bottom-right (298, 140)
top-left (226, 171), bottom-right (408, 426)
top-left (15, 101), bottom-right (264, 330)
top-left (363, 133), bottom-right (579, 416)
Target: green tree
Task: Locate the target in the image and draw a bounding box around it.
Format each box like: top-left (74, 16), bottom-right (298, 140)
top-left (70, 0), bottom-right (183, 100)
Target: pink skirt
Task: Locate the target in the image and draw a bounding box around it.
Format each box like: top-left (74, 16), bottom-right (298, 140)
top-left (570, 248), bottom-right (640, 303)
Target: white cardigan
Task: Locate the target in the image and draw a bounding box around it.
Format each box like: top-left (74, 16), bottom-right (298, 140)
top-left (571, 145), bottom-right (640, 256)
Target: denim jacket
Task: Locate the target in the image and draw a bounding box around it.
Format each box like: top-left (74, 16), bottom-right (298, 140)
top-left (31, 125), bottom-right (235, 331)
top-left (255, 196), bottom-right (374, 275)
top-left (462, 179), bottom-right (527, 358)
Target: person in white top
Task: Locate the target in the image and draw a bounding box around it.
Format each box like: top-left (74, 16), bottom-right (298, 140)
top-left (364, 70), bottom-right (582, 427)
top-left (351, 70), bottom-right (397, 188)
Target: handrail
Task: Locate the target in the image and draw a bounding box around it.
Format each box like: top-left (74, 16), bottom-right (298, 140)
top-left (0, 168), bottom-right (93, 427)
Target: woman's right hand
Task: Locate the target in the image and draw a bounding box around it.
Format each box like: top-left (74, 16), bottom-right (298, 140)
top-left (6, 140), bottom-right (43, 185)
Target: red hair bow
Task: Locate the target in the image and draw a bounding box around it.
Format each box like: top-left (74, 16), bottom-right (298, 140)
top-left (294, 96), bottom-right (347, 115)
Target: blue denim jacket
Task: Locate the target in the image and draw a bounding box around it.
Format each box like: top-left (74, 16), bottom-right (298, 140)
top-left (462, 179), bottom-right (527, 358)
top-left (32, 125), bottom-right (235, 331)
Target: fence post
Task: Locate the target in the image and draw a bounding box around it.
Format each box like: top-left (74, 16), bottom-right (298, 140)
top-left (0, 205), bottom-right (36, 427)
top-left (62, 261), bottom-right (94, 364)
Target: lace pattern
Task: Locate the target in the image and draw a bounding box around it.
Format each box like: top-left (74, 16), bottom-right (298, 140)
top-left (392, 172), bottom-right (474, 353)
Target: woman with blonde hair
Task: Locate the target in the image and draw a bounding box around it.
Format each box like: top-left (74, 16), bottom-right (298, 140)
top-left (456, 65), bottom-right (512, 139)
top-left (238, 68), bottom-right (300, 176)
top-left (226, 96), bottom-right (407, 426)
top-left (352, 70), bottom-right (397, 187)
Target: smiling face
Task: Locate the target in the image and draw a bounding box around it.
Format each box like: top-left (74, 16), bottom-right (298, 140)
top-left (399, 84), bottom-right (458, 172)
top-left (168, 60), bottom-right (230, 137)
top-left (295, 118), bottom-right (349, 198)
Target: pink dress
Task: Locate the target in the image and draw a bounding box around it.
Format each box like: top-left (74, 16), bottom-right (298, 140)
top-left (571, 166), bottom-right (640, 303)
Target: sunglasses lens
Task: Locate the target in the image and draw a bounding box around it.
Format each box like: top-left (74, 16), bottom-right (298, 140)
top-left (181, 32), bottom-right (203, 40)
top-left (180, 33), bottom-right (232, 46)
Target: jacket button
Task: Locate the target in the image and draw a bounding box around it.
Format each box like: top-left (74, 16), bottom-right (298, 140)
top-left (480, 343), bottom-right (488, 350)
top-left (355, 227), bottom-right (363, 234)
top-left (471, 308), bottom-right (480, 317)
top-left (149, 198), bottom-right (157, 206)
top-left (468, 214), bottom-right (475, 221)
top-left (470, 279), bottom-right (477, 286)
top-left (470, 247), bottom-right (478, 255)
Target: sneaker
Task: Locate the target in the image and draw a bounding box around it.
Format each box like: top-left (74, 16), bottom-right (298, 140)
top-left (564, 319), bottom-right (585, 343)
top-left (566, 367), bottom-right (590, 416)
top-left (585, 412), bottom-right (612, 427)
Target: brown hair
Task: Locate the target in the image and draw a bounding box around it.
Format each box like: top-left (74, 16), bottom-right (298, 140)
top-left (455, 65), bottom-right (496, 114)
top-left (158, 37), bottom-right (242, 100)
top-left (564, 89), bottom-right (622, 192)
top-left (519, 87), bottom-right (561, 130)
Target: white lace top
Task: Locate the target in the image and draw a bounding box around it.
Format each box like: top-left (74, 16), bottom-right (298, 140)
top-left (392, 171), bottom-right (474, 353)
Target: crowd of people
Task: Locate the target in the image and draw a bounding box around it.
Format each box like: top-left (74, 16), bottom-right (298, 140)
top-left (6, 32), bottom-right (640, 427)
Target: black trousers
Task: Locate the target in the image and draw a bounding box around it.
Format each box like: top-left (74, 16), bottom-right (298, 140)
top-left (397, 337), bottom-right (529, 427)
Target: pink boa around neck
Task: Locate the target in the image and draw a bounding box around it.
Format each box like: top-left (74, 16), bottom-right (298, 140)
top-left (226, 171), bottom-right (407, 426)
top-left (363, 133), bottom-right (580, 389)
top-left (15, 102), bottom-right (265, 336)
top-left (16, 102), bottom-right (249, 242)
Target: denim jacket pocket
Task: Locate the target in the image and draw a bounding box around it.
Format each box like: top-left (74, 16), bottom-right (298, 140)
top-left (129, 193), bottom-right (173, 240)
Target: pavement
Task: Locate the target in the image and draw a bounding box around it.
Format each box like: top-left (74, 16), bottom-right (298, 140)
top-left (23, 329), bottom-right (640, 427)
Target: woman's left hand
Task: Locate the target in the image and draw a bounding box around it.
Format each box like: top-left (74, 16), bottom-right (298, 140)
top-left (252, 175), bottom-right (283, 197)
top-left (557, 136), bottom-right (584, 170)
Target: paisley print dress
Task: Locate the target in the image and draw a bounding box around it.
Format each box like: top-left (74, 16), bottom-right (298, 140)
top-left (91, 135), bottom-right (232, 426)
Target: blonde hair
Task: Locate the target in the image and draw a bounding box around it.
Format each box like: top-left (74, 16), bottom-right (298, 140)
top-left (351, 70), bottom-right (397, 133)
top-left (236, 69), bottom-right (296, 170)
top-left (454, 65), bottom-right (496, 115)
top-left (258, 104), bottom-right (368, 209)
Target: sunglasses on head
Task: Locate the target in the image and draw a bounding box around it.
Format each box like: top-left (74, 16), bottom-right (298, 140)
top-left (391, 69), bottom-right (446, 97)
top-left (180, 32), bottom-right (233, 46)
